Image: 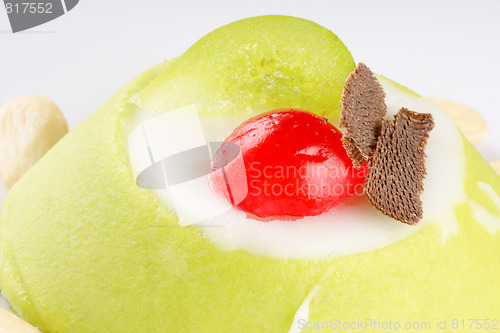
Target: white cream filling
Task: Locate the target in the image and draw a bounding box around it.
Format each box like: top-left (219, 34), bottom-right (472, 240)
top-left (470, 181), bottom-right (500, 233)
top-left (127, 77), bottom-right (469, 259)
top-left (288, 285), bottom-right (320, 333)
top-left (377, 76), bottom-right (467, 244)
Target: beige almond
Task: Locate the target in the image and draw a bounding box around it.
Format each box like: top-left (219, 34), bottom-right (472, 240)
top-left (491, 161), bottom-right (500, 175)
top-left (0, 308), bottom-right (40, 332)
top-left (427, 96), bottom-right (489, 144)
top-left (0, 95), bottom-right (68, 188)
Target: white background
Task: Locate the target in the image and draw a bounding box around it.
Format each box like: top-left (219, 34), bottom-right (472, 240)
top-left (0, 0), bottom-right (499, 158)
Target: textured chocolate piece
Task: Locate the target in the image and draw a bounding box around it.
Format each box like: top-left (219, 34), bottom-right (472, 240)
top-left (340, 63), bottom-right (387, 168)
top-left (364, 108), bottom-right (435, 225)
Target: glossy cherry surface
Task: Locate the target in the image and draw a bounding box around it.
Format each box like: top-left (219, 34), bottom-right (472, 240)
top-left (209, 109), bottom-right (367, 218)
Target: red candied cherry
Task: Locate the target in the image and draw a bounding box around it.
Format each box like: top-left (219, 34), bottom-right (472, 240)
top-left (209, 109), bottom-right (367, 218)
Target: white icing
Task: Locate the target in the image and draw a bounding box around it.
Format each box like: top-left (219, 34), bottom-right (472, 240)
top-left (288, 285), bottom-right (320, 333)
top-left (377, 76), bottom-right (467, 244)
top-left (470, 181), bottom-right (500, 233)
top-left (127, 77), bottom-right (469, 259)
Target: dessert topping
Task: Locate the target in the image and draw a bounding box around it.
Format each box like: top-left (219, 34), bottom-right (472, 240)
top-left (340, 62), bottom-right (387, 168)
top-left (340, 64), bottom-right (435, 225)
top-left (364, 108), bottom-right (434, 225)
top-left (209, 110), bottom-right (367, 218)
